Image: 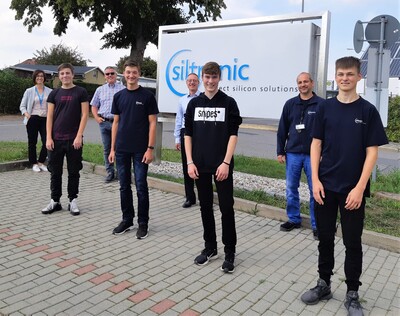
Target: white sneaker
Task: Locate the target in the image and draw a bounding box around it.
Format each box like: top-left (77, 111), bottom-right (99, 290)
top-left (38, 164), bottom-right (48, 172)
top-left (32, 164), bottom-right (41, 172)
top-left (42, 199), bottom-right (62, 214)
top-left (68, 198), bottom-right (80, 216)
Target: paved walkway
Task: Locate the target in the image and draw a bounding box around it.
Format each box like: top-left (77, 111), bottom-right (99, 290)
top-left (0, 169), bottom-right (399, 315)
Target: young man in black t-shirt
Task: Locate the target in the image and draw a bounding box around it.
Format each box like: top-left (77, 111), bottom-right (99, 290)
top-left (109, 59), bottom-right (159, 239)
top-left (301, 57), bottom-right (388, 316)
top-left (42, 63), bottom-right (89, 216)
top-left (185, 62), bottom-right (242, 273)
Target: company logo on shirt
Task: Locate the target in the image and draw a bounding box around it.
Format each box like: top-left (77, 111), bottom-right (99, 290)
top-left (61, 96), bottom-right (73, 101)
top-left (308, 111), bottom-right (316, 115)
top-left (194, 107), bottom-right (226, 122)
top-left (136, 101), bottom-right (143, 105)
top-left (355, 118), bottom-right (366, 125)
top-left (165, 49), bottom-right (250, 97)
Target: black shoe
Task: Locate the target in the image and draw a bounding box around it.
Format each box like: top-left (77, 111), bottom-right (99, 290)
top-left (194, 248), bottom-right (218, 265)
top-left (344, 291), bottom-right (364, 316)
top-left (136, 224), bottom-right (149, 239)
top-left (301, 279), bottom-right (333, 305)
top-left (182, 200), bottom-right (195, 208)
top-left (104, 173), bottom-right (115, 183)
top-left (280, 221), bottom-right (301, 231)
top-left (313, 229), bottom-right (319, 240)
top-left (221, 253), bottom-right (235, 273)
top-left (112, 221), bottom-right (133, 235)
top-left (42, 199), bottom-right (62, 214)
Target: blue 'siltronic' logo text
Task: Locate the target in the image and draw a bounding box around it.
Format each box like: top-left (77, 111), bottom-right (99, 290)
top-left (166, 49), bottom-right (250, 96)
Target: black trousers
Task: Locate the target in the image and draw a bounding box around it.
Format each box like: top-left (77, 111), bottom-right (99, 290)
top-left (48, 140), bottom-right (83, 202)
top-left (26, 115), bottom-right (47, 164)
top-left (180, 128), bottom-right (196, 203)
top-left (195, 172), bottom-right (236, 254)
top-left (316, 189), bottom-right (365, 292)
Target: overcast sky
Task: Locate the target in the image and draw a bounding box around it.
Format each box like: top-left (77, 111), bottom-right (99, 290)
top-left (0, 0), bottom-right (398, 79)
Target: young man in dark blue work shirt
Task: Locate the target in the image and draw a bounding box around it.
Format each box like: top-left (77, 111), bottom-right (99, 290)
top-left (301, 56), bottom-right (388, 316)
top-left (109, 59), bottom-right (159, 239)
top-left (277, 72), bottom-right (324, 239)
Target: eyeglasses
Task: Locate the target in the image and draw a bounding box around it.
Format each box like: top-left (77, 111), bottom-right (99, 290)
top-left (105, 72), bottom-right (116, 76)
top-left (187, 79), bottom-right (198, 83)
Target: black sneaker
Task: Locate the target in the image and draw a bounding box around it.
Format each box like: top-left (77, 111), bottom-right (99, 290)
top-left (344, 291), bottom-right (364, 316)
top-left (221, 252), bottom-right (235, 273)
top-left (280, 221), bottom-right (301, 231)
top-left (301, 279), bottom-right (333, 305)
top-left (136, 224), bottom-right (148, 239)
top-left (42, 199), bottom-right (62, 214)
top-left (104, 173), bottom-right (115, 183)
top-left (194, 248), bottom-right (218, 265)
top-left (112, 222), bottom-right (133, 235)
top-left (313, 229), bottom-right (319, 240)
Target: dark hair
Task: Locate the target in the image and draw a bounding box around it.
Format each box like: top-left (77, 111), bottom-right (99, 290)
top-left (123, 59), bottom-right (141, 73)
top-left (202, 62), bottom-right (221, 77)
top-left (57, 63), bottom-right (74, 74)
top-left (32, 70), bottom-right (45, 84)
top-left (335, 56), bottom-right (361, 74)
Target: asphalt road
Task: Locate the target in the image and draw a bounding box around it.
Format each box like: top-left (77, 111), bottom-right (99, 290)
top-left (1, 115), bottom-right (398, 173)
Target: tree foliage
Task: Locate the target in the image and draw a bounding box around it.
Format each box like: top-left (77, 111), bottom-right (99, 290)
top-left (0, 70), bottom-right (31, 114)
top-left (387, 96), bottom-right (400, 143)
top-left (10, 0), bottom-right (227, 63)
top-left (34, 43), bottom-right (89, 66)
top-left (116, 56), bottom-right (157, 78)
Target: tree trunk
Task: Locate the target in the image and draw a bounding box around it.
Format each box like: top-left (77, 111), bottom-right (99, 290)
top-left (129, 23), bottom-right (147, 64)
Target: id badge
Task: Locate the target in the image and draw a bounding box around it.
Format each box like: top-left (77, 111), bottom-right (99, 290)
top-left (295, 124), bottom-right (305, 130)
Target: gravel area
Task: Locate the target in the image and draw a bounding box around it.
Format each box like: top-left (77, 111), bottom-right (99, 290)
top-left (149, 161), bottom-right (311, 202)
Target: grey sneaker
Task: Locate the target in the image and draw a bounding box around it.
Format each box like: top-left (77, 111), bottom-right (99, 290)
top-left (68, 198), bottom-right (80, 216)
top-left (194, 248), bottom-right (218, 266)
top-left (344, 291), bottom-right (364, 316)
top-left (301, 279), bottom-right (333, 305)
top-left (42, 199), bottom-right (62, 214)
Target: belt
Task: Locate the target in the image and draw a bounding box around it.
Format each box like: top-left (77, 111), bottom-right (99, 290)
top-left (100, 115), bottom-right (113, 122)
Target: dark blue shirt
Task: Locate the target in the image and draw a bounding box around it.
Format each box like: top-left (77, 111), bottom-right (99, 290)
top-left (312, 97), bottom-right (388, 195)
top-left (111, 86), bottom-right (159, 153)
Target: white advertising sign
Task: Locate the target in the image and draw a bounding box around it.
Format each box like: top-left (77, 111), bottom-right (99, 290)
top-left (158, 21), bottom-right (316, 119)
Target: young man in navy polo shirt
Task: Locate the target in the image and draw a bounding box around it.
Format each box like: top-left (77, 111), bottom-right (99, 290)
top-left (109, 59), bottom-right (159, 239)
top-left (301, 56), bottom-right (388, 316)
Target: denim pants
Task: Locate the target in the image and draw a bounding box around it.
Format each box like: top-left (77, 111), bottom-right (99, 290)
top-left (26, 115), bottom-right (47, 164)
top-left (99, 121), bottom-right (114, 175)
top-left (195, 172), bottom-right (236, 254)
top-left (316, 189), bottom-right (365, 292)
top-left (285, 153), bottom-right (316, 229)
top-left (180, 128), bottom-right (196, 203)
top-left (116, 151), bottom-right (149, 225)
top-left (47, 139), bottom-right (83, 202)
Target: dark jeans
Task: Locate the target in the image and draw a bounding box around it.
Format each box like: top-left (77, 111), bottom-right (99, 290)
top-left (195, 172), bottom-right (236, 254)
top-left (316, 189), bottom-right (365, 292)
top-left (180, 128), bottom-right (196, 202)
top-left (116, 151), bottom-right (149, 225)
top-left (99, 121), bottom-right (114, 175)
top-left (26, 115), bottom-right (47, 164)
top-left (48, 140), bottom-right (83, 202)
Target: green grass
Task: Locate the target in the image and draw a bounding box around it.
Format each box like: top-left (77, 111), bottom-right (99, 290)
top-left (1, 141), bottom-right (399, 237)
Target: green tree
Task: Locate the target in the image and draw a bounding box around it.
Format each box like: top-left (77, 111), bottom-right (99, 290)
top-left (116, 56), bottom-right (157, 78)
top-left (10, 0), bottom-right (226, 63)
top-left (34, 43), bottom-right (89, 66)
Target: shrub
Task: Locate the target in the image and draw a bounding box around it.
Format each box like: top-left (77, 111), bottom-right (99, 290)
top-left (0, 70), bottom-right (31, 114)
top-left (386, 96), bottom-right (400, 142)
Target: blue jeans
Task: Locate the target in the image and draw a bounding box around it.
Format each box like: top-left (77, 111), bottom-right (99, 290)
top-left (116, 151), bottom-right (149, 225)
top-left (99, 121), bottom-right (114, 175)
top-left (285, 153), bottom-right (316, 229)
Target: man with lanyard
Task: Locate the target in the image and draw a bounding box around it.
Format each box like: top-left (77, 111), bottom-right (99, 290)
top-left (174, 73), bottom-right (201, 208)
top-left (276, 72), bottom-right (324, 239)
top-left (91, 66), bottom-right (125, 182)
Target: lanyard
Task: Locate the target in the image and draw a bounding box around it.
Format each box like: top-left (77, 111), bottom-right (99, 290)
top-left (35, 87), bottom-right (45, 107)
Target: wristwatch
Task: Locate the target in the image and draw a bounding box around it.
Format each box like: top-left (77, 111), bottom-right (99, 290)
top-left (148, 146), bottom-right (154, 150)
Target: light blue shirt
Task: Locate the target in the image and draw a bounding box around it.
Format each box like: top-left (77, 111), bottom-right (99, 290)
top-left (90, 82), bottom-right (125, 119)
top-left (174, 91), bottom-right (201, 144)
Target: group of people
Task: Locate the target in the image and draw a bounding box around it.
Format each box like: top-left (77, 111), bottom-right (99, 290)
top-left (20, 56), bottom-right (388, 316)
